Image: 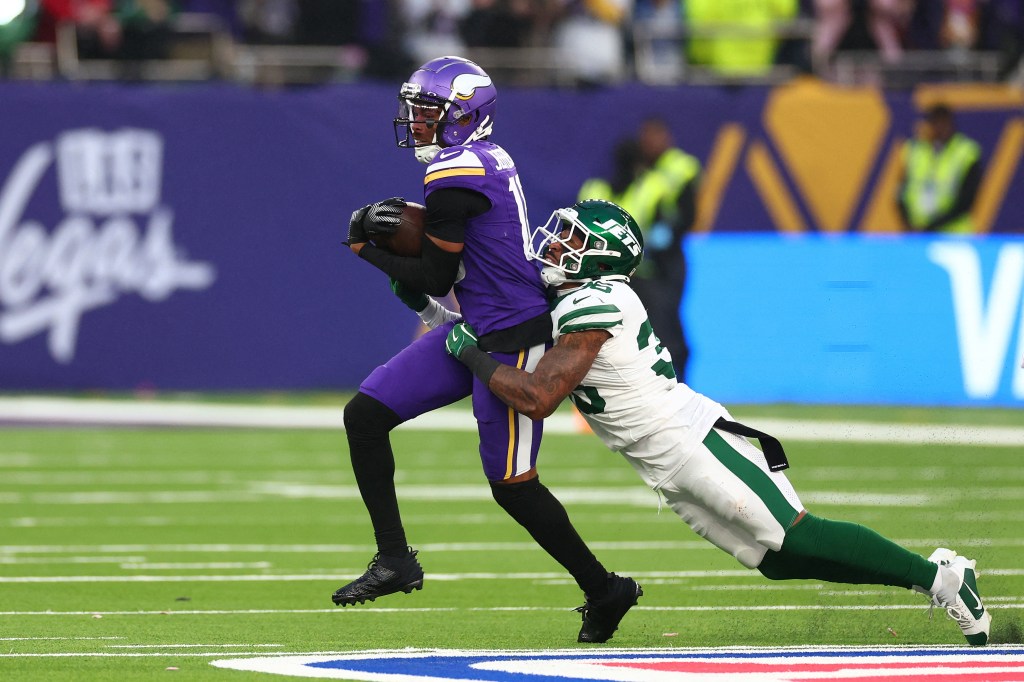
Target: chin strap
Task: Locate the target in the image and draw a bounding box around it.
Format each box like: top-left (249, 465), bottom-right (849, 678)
top-left (540, 267), bottom-right (566, 286)
top-left (415, 144), bottom-right (441, 164)
top-left (541, 268), bottom-right (632, 288)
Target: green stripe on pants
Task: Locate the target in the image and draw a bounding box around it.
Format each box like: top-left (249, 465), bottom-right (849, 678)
top-left (703, 429), bottom-right (799, 531)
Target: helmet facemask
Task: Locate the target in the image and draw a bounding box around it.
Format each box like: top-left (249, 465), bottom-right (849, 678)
top-left (394, 87), bottom-right (446, 163)
top-left (531, 210), bottom-right (590, 286)
top-left (393, 57), bottom-right (497, 164)
top-left (528, 201), bottom-right (644, 287)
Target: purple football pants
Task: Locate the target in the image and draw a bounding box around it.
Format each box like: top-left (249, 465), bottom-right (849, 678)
top-left (359, 321), bottom-right (547, 481)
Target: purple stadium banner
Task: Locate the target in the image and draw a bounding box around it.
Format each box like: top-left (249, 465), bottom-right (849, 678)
top-left (0, 81), bottom-right (1020, 393)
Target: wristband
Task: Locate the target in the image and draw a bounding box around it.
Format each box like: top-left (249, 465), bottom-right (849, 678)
top-left (459, 346), bottom-right (501, 385)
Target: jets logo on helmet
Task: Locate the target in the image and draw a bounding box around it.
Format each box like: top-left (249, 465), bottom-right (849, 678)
top-left (394, 56), bottom-right (497, 163)
top-left (529, 200), bottom-right (645, 286)
top-left (599, 219), bottom-right (642, 257)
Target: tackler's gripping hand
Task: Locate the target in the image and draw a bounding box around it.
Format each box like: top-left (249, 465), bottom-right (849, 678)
top-left (345, 197), bottom-right (406, 247)
top-left (445, 322), bottom-right (480, 360)
top-left (390, 277), bottom-right (429, 313)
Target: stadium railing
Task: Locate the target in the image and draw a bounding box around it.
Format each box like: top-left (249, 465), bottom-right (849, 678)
top-left (831, 49), bottom-right (1004, 88)
top-left (632, 17), bottom-right (815, 86)
top-left (52, 13), bottom-right (232, 81)
top-left (2, 14), bottom-right (1020, 88)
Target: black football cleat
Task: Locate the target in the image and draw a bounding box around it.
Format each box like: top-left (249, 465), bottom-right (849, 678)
top-left (576, 573), bottom-right (643, 643)
top-left (331, 548), bottom-right (424, 606)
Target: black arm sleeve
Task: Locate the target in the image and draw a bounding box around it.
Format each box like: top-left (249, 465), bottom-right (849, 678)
top-left (356, 187), bottom-right (490, 296)
top-left (425, 187), bottom-right (491, 242)
top-left (358, 238), bottom-right (462, 297)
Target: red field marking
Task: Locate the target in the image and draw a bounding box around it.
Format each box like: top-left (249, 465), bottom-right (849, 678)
top-left (601, 660), bottom-right (1024, 674)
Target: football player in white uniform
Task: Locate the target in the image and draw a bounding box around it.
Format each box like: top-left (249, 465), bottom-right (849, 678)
top-left (442, 199), bottom-right (991, 647)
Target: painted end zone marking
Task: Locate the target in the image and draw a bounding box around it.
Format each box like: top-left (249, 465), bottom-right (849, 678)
top-left (210, 647), bottom-right (1024, 681)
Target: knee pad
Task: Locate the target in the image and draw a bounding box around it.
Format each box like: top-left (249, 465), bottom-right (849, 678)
top-left (344, 392), bottom-right (402, 438)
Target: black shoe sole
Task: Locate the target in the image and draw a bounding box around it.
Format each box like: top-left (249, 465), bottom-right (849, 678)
top-left (332, 579), bottom-right (423, 607)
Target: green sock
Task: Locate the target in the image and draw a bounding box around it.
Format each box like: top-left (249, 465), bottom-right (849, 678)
top-left (757, 513), bottom-right (938, 590)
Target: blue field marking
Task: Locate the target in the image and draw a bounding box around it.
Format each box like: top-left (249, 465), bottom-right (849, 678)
top-left (211, 646), bottom-right (1024, 680)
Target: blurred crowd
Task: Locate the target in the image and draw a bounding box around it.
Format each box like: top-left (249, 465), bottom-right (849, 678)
top-left (1, 0), bottom-right (1022, 84)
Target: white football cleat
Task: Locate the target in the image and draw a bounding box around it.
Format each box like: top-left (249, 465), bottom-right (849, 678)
top-left (927, 547), bottom-right (991, 646)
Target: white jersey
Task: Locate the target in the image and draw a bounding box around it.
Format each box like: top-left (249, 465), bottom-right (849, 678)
top-left (550, 280), bottom-right (727, 489)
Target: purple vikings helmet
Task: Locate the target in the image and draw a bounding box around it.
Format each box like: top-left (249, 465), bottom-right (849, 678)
top-left (394, 56), bottom-right (497, 163)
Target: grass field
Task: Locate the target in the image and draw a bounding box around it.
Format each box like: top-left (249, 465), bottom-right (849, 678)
top-left (1, 398), bottom-right (1022, 680)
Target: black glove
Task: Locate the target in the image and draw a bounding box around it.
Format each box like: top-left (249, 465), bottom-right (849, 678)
top-left (345, 205), bottom-right (370, 246)
top-left (344, 197), bottom-right (406, 246)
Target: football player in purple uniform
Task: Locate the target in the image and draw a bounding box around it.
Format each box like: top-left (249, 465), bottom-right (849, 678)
top-left (336, 56), bottom-right (640, 644)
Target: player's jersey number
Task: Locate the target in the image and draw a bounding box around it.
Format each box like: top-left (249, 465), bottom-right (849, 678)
top-left (507, 175), bottom-right (531, 256)
top-left (637, 319), bottom-right (676, 381)
top-left (570, 316), bottom-right (675, 415)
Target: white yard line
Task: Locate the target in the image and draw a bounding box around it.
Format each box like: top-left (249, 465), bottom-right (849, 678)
top-left (117, 562), bottom-right (272, 570)
top-left (4, 483), bottom-right (1020, 508)
top-left (0, 651), bottom-right (354, 658)
top-left (105, 644), bottom-right (282, 649)
top-left (2, 484), bottom-right (1023, 507)
top-left (0, 541), bottom-right (731, 554)
top-left (1, 396), bottom-right (1023, 447)
top-left (0, 556), bottom-right (147, 564)
top-left (0, 637), bottom-right (124, 641)
top-left (4, 539), bottom-right (1024, 555)
top-left (6, 510), bottom-right (1024, 530)
top-left (0, 567), bottom-right (1022, 583)
top-left (1, 604), bottom-right (1022, 619)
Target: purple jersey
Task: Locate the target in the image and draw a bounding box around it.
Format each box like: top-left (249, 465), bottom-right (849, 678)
top-left (423, 141), bottom-right (548, 336)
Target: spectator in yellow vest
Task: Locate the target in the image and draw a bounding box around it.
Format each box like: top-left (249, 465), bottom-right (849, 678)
top-left (578, 117), bottom-right (700, 380)
top-left (685, 0), bottom-right (799, 75)
top-left (896, 104), bottom-right (983, 235)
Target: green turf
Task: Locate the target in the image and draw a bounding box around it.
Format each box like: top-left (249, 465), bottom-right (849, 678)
top-left (1, 403), bottom-right (1021, 680)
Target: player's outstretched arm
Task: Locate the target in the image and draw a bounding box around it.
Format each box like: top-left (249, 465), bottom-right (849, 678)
top-left (491, 331), bottom-right (606, 420)
top-left (447, 323), bottom-right (608, 421)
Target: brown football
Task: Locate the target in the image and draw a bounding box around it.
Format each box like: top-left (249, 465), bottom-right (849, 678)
top-left (373, 202), bottom-right (424, 257)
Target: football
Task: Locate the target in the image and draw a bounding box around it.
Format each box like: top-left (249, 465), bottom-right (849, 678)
top-left (373, 202), bottom-right (424, 257)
